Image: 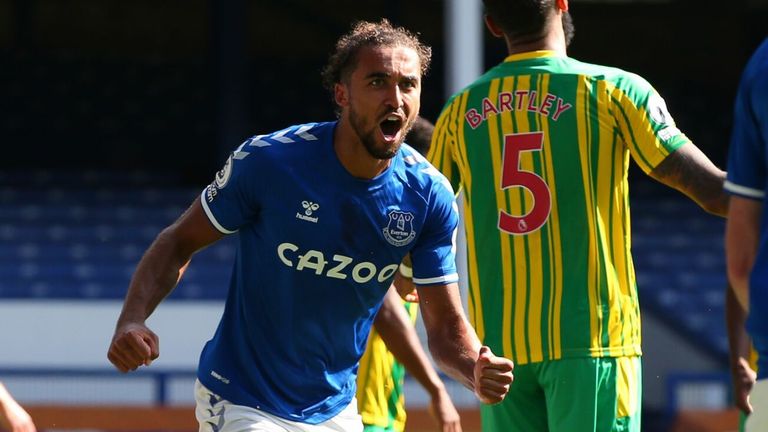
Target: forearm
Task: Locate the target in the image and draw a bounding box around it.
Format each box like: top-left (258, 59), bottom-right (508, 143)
top-left (374, 294), bottom-right (445, 397)
top-left (727, 248), bottom-right (753, 312)
top-left (108, 199), bottom-right (223, 373)
top-left (0, 382), bottom-right (12, 409)
top-left (0, 381), bottom-right (34, 431)
top-left (726, 286), bottom-right (751, 366)
top-left (650, 143), bottom-right (728, 217)
top-left (419, 283), bottom-right (513, 404)
top-left (725, 196), bottom-right (761, 311)
top-left (729, 276), bottom-right (751, 313)
top-left (417, 284), bottom-right (481, 391)
top-left (117, 228), bottom-right (191, 325)
top-left (426, 315), bottom-right (481, 392)
top-left (686, 166), bottom-right (728, 217)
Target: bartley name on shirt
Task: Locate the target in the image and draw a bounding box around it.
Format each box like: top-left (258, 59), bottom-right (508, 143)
top-left (465, 90), bottom-right (573, 129)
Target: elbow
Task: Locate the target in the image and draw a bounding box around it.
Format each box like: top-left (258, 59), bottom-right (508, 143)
top-left (701, 172), bottom-right (729, 217)
top-left (727, 262), bottom-right (752, 306)
top-left (701, 197), bottom-right (729, 217)
top-left (372, 308), bottom-right (394, 331)
top-left (727, 264), bottom-right (751, 291)
top-left (153, 225), bottom-right (195, 270)
top-left (726, 237), bottom-right (755, 289)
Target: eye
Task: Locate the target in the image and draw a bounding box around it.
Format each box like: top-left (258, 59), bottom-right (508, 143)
top-left (400, 79), bottom-right (417, 90)
top-left (370, 78), bottom-right (384, 87)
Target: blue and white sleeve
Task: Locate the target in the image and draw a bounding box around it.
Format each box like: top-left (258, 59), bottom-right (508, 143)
top-left (409, 172), bottom-right (460, 286)
top-left (725, 71), bottom-right (767, 201)
top-left (200, 139), bottom-right (263, 233)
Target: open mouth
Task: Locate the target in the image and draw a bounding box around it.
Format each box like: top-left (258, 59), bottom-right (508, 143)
top-left (380, 115), bottom-right (403, 141)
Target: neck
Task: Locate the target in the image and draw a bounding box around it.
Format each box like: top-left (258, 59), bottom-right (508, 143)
top-left (504, 16), bottom-right (567, 57)
top-left (333, 118), bottom-right (392, 180)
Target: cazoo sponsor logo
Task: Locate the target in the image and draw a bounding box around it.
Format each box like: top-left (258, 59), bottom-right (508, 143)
top-left (277, 242), bottom-right (398, 284)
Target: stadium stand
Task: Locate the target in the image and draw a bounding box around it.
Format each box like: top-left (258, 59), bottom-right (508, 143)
top-left (0, 171), bottom-right (233, 300)
top-left (631, 179), bottom-right (729, 363)
top-left (0, 171), bottom-right (729, 361)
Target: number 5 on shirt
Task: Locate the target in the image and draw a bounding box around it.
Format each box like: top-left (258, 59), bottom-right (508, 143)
top-left (498, 132), bottom-right (551, 235)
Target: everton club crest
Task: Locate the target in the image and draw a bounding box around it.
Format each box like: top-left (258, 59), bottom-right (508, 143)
top-left (383, 210), bottom-right (416, 247)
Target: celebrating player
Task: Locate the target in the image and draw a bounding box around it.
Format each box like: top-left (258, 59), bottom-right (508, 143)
top-left (107, 19), bottom-right (513, 432)
top-left (357, 117), bottom-right (462, 432)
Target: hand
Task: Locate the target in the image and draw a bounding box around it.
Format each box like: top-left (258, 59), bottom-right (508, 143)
top-left (428, 388), bottom-right (462, 432)
top-left (400, 288), bottom-right (419, 303)
top-left (473, 346), bottom-right (514, 405)
top-left (0, 396), bottom-right (36, 432)
top-left (107, 322), bottom-right (160, 372)
top-left (393, 270), bottom-right (419, 302)
top-left (732, 357), bottom-right (756, 414)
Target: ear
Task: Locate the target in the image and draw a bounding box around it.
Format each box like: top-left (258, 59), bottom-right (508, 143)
top-left (484, 14), bottom-right (504, 38)
top-left (555, 0), bottom-right (568, 12)
top-left (334, 82), bottom-right (349, 108)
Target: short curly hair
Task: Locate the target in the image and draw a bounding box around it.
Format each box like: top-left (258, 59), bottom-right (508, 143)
top-left (321, 19), bottom-right (432, 94)
top-left (483, 0), bottom-right (574, 46)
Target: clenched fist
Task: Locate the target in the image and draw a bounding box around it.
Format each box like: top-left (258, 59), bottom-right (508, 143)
top-left (107, 322), bottom-right (160, 372)
top-left (473, 346), bottom-right (514, 404)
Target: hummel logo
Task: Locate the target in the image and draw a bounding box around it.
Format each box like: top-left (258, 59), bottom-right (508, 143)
top-left (302, 201), bottom-right (320, 216)
top-left (296, 201), bottom-right (320, 223)
top-left (205, 393), bottom-right (225, 432)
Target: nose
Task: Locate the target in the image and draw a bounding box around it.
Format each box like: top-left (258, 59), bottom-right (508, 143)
top-left (383, 83), bottom-right (404, 110)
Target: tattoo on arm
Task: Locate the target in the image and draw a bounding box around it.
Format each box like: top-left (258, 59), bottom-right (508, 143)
top-left (649, 143), bottom-right (728, 217)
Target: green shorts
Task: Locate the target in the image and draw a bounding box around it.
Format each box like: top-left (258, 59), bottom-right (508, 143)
top-left (481, 356), bottom-right (642, 432)
top-left (363, 426), bottom-right (394, 432)
top-left (740, 410), bottom-right (746, 432)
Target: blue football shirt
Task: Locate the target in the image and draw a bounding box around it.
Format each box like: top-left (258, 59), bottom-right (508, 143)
top-left (725, 37), bottom-right (768, 378)
top-left (196, 121), bottom-right (459, 423)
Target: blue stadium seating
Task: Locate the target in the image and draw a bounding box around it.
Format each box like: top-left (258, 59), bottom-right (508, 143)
top-left (631, 181), bottom-right (728, 362)
top-left (0, 173), bottom-right (232, 300)
top-left (0, 173), bottom-right (730, 361)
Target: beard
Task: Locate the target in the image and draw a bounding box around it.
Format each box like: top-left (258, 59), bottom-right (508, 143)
top-left (349, 105), bottom-right (415, 160)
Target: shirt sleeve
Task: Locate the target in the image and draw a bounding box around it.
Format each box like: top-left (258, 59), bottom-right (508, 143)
top-left (408, 170), bottom-right (460, 286)
top-left (200, 138), bottom-right (264, 234)
top-left (611, 73), bottom-right (692, 174)
top-left (725, 57), bottom-right (768, 201)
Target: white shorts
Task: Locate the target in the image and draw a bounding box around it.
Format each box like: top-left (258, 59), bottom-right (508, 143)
top-left (194, 379), bottom-right (363, 432)
top-left (746, 378), bottom-right (768, 432)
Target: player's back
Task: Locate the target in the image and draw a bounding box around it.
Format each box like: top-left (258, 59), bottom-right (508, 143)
top-left (431, 51), bottom-right (689, 364)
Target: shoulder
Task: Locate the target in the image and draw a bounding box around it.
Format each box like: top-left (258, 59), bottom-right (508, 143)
top-left (565, 59), bottom-right (671, 124)
top-left (233, 122), bottom-right (335, 163)
top-left (396, 144), bottom-right (455, 200)
top-left (741, 39), bottom-right (768, 96)
top-left (745, 38), bottom-right (768, 76)
top-left (566, 58), bottom-right (655, 93)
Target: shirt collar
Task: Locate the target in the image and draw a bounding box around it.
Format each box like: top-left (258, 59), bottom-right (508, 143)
top-left (503, 50), bottom-right (563, 63)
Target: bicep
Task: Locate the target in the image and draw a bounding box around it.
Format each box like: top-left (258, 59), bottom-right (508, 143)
top-left (165, 196), bottom-right (227, 258)
top-left (648, 142), bottom-right (728, 216)
top-left (725, 196), bottom-right (762, 311)
top-left (725, 196), bottom-right (762, 266)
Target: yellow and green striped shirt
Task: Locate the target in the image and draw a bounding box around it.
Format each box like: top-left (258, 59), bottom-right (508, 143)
top-left (429, 51), bottom-right (689, 365)
top-left (356, 301), bottom-right (419, 432)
